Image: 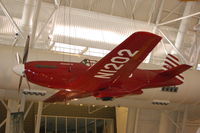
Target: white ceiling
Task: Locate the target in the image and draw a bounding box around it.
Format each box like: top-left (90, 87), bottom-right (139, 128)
top-left (0, 0), bottom-right (199, 65)
top-left (42, 0), bottom-right (200, 29)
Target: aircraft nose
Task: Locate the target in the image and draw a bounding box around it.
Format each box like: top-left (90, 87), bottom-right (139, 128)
top-left (13, 64), bottom-right (25, 76)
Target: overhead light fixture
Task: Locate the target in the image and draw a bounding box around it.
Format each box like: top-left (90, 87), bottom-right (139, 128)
top-left (23, 89), bottom-right (46, 96)
top-left (161, 86), bottom-right (178, 92)
top-left (65, 89), bottom-right (72, 92)
top-left (197, 64), bottom-right (200, 71)
top-left (71, 98), bottom-right (78, 101)
top-left (104, 105), bottom-right (108, 108)
top-left (80, 104), bottom-right (83, 106)
top-left (152, 100), bottom-right (170, 105)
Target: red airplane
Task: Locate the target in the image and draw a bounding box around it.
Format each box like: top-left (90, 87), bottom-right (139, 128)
top-left (13, 31), bottom-right (191, 102)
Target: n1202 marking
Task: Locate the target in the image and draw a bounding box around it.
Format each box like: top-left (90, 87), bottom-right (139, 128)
top-left (94, 49), bottom-right (139, 79)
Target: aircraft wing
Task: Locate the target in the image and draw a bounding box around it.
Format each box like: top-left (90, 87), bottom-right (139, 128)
top-left (88, 31), bottom-right (162, 84)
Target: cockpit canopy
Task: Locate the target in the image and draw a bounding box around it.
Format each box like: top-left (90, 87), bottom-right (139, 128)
top-left (81, 59), bottom-right (97, 66)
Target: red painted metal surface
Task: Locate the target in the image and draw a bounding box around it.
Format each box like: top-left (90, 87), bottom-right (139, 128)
top-left (24, 32), bottom-right (191, 102)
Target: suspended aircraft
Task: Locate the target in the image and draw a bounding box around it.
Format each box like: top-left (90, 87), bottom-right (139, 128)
top-left (12, 31), bottom-right (191, 102)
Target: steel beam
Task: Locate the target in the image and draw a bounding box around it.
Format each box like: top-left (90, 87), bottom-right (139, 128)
top-left (54, 0), bottom-right (61, 7)
top-left (69, 0), bottom-right (72, 7)
top-left (173, 2), bottom-right (194, 54)
top-left (89, 0), bottom-right (94, 11)
top-left (88, 105), bottom-right (105, 114)
top-left (161, 3), bottom-right (183, 22)
top-left (79, 47), bottom-right (88, 55)
top-left (161, 40), bottom-right (168, 55)
top-left (194, 19), bottom-right (200, 69)
top-left (35, 7), bottom-right (57, 42)
top-left (30, 0), bottom-right (42, 48)
top-left (158, 11), bottom-right (200, 26)
top-left (163, 9), bottom-right (200, 20)
top-left (5, 99), bottom-right (19, 133)
top-left (164, 111), bottom-right (180, 128)
top-left (148, 0), bottom-right (157, 24)
top-left (159, 112), bottom-right (169, 133)
top-left (0, 119), bottom-right (6, 128)
top-left (134, 108), bottom-right (140, 133)
top-left (48, 41), bottom-right (55, 50)
top-left (110, 0), bottom-right (116, 15)
top-left (19, 94), bottom-right (26, 112)
top-left (126, 107), bottom-right (135, 133)
top-left (148, 0), bottom-right (165, 63)
top-left (24, 102), bottom-right (33, 119)
top-left (12, 36), bottom-right (19, 47)
top-left (48, 7), bottom-right (59, 49)
top-left (21, 0), bottom-right (35, 35)
top-left (122, 0), bottom-right (128, 17)
top-left (0, 0), bottom-right (24, 39)
top-left (153, 0), bottom-right (165, 32)
top-left (157, 28), bottom-right (188, 64)
top-left (35, 102), bottom-right (43, 133)
top-left (43, 103), bottom-right (50, 110)
top-left (131, 0), bottom-right (138, 19)
top-left (176, 112), bottom-right (181, 133)
top-left (0, 100), bottom-right (11, 112)
top-left (182, 105), bottom-right (188, 133)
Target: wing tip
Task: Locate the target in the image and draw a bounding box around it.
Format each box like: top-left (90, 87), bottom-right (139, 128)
top-left (133, 31), bottom-right (162, 40)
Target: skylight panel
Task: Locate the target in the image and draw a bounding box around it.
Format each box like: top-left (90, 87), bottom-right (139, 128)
top-left (197, 64), bottom-right (200, 70)
top-left (52, 42), bottom-right (86, 54)
top-left (53, 26), bottom-right (125, 45)
top-left (84, 48), bottom-right (110, 57)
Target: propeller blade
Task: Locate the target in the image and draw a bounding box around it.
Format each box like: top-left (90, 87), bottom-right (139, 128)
top-left (16, 52), bottom-right (22, 64)
top-left (16, 35), bottom-right (30, 93)
top-left (23, 35), bottom-right (30, 64)
top-left (24, 74), bottom-right (31, 90)
top-left (18, 76), bottom-right (23, 92)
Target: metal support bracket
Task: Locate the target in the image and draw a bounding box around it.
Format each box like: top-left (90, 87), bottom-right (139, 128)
top-left (164, 111), bottom-right (180, 128)
top-left (12, 35), bottom-right (19, 47)
top-left (0, 100), bottom-right (11, 112)
top-left (88, 105), bottom-right (105, 114)
top-left (24, 102), bottom-right (34, 119)
top-left (43, 103), bottom-right (50, 110)
top-left (0, 119), bottom-right (6, 128)
top-left (79, 47), bottom-right (88, 55)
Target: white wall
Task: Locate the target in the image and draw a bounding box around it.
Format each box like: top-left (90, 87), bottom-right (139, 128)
top-left (118, 107), bottom-right (200, 133)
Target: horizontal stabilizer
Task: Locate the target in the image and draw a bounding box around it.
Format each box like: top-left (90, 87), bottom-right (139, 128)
top-left (160, 64), bottom-right (191, 82)
top-left (160, 54), bottom-right (191, 82)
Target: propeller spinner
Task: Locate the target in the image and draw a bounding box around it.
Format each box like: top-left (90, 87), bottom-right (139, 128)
top-left (13, 64), bottom-right (24, 76)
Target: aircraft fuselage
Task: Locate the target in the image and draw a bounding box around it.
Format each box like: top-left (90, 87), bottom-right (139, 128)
top-left (24, 61), bottom-right (182, 102)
